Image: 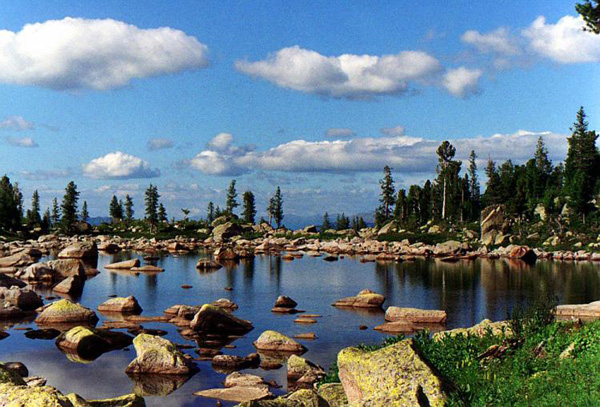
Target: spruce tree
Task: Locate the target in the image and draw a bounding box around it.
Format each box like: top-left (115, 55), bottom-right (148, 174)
top-left (207, 201), bottom-right (215, 223)
top-left (158, 203), bottom-right (168, 222)
top-left (41, 208), bottom-right (51, 232)
top-left (379, 166), bottom-right (395, 220)
top-left (51, 198), bottom-right (60, 226)
top-left (242, 191), bottom-right (256, 224)
top-left (226, 180), bottom-right (238, 215)
top-left (272, 187), bottom-right (284, 228)
top-left (109, 195), bottom-right (123, 222)
top-left (12, 182), bottom-right (23, 219)
top-left (483, 159), bottom-right (501, 207)
top-left (322, 212), bottom-right (331, 230)
top-left (394, 189), bottom-right (407, 224)
top-left (0, 175), bottom-right (20, 231)
top-left (144, 184), bottom-right (160, 231)
top-left (125, 195), bottom-right (134, 221)
top-left (60, 181), bottom-right (79, 232)
top-left (577, 0), bottom-right (600, 34)
top-left (436, 141), bottom-right (461, 220)
top-left (467, 150), bottom-right (481, 219)
top-left (81, 201), bottom-right (89, 223)
top-left (27, 190), bottom-right (41, 226)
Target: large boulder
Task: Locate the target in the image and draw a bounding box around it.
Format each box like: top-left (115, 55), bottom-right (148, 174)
top-left (236, 389), bottom-right (329, 407)
top-left (508, 245), bottom-right (537, 263)
top-left (480, 204), bottom-right (509, 246)
top-left (98, 296), bottom-right (142, 314)
top-left (0, 286), bottom-right (43, 310)
top-left (189, 304), bottom-right (253, 334)
top-left (214, 246), bottom-right (239, 262)
top-left (253, 330), bottom-right (306, 353)
top-left (556, 300), bottom-right (600, 320)
top-left (433, 319), bottom-right (511, 340)
top-left (125, 334), bottom-right (196, 375)
top-left (338, 338), bottom-right (447, 406)
top-left (58, 241), bottom-right (98, 259)
top-left (195, 372), bottom-right (272, 403)
top-left (35, 299), bottom-right (98, 328)
top-left (53, 276), bottom-right (84, 295)
top-left (18, 259), bottom-right (85, 283)
top-left (212, 222), bottom-right (243, 243)
top-left (0, 252), bottom-right (35, 268)
top-left (385, 306), bottom-right (447, 324)
top-left (332, 289), bottom-right (385, 309)
top-left (287, 355), bottom-right (325, 389)
top-left (377, 220), bottom-right (399, 236)
top-left (0, 363), bottom-right (26, 385)
top-left (56, 326), bottom-right (133, 360)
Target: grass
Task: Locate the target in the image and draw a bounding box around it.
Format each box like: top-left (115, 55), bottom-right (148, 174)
top-left (319, 300), bottom-right (600, 406)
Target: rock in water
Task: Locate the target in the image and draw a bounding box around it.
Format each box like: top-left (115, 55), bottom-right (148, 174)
top-left (125, 334), bottom-right (197, 375)
top-left (274, 295), bottom-right (297, 308)
top-left (253, 330), bottom-right (306, 353)
top-left (0, 286), bottom-right (43, 310)
top-left (52, 275), bottom-right (84, 295)
top-left (105, 259), bottom-right (141, 270)
top-left (0, 274), bottom-right (26, 289)
top-left (332, 289), bottom-right (385, 308)
top-left (338, 338), bottom-right (446, 406)
top-left (195, 371), bottom-right (272, 402)
top-left (189, 304), bottom-right (253, 334)
top-left (508, 245), bottom-right (537, 263)
top-left (385, 306), bottom-right (447, 324)
top-left (98, 296), bottom-right (143, 314)
top-left (55, 326), bottom-right (133, 360)
top-left (211, 298), bottom-right (239, 310)
top-left (35, 299), bottom-right (99, 327)
top-left (0, 363), bottom-right (26, 385)
top-left (57, 241), bottom-right (98, 259)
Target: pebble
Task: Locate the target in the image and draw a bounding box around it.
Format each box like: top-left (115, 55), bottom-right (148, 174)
top-left (181, 285), bottom-right (193, 289)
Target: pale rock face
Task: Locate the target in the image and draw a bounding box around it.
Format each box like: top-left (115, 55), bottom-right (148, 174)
top-left (125, 333), bottom-right (196, 375)
top-left (253, 330), bottom-right (306, 353)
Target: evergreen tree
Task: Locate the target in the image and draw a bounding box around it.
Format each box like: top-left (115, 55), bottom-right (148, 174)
top-left (60, 181), bottom-right (79, 232)
top-left (12, 182), bottom-right (23, 219)
top-left (81, 201), bottom-right (89, 223)
top-left (436, 141), bottom-right (461, 220)
top-left (125, 195), bottom-right (134, 221)
top-left (181, 208), bottom-right (190, 221)
top-left (467, 150), bottom-right (481, 219)
top-left (394, 189), bottom-right (408, 224)
top-left (322, 212), bottom-right (332, 230)
top-left (378, 166), bottom-right (395, 220)
top-left (271, 187), bottom-right (284, 228)
top-left (357, 217), bottom-right (367, 230)
top-left (407, 185), bottom-right (422, 224)
top-left (225, 179), bottom-right (239, 215)
top-left (158, 203), bottom-right (168, 223)
top-left (483, 159), bottom-right (502, 207)
top-left (577, 0), bottom-right (600, 34)
top-left (242, 191), bottom-right (256, 224)
top-left (207, 201), bottom-right (215, 223)
top-left (144, 184), bottom-right (160, 231)
top-left (420, 180), bottom-right (433, 224)
top-left (51, 198), bottom-right (60, 226)
top-left (0, 175), bottom-right (20, 231)
top-left (109, 195), bottom-right (123, 222)
top-left (27, 190), bottom-right (41, 226)
top-left (336, 213), bottom-right (350, 230)
top-left (41, 208), bottom-right (51, 232)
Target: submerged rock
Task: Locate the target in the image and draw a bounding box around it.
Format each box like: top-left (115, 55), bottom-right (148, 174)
top-left (125, 334), bottom-right (197, 375)
top-left (332, 289), bottom-right (385, 309)
top-left (338, 338), bottom-right (447, 406)
top-left (190, 304), bottom-right (253, 334)
top-left (253, 330), bottom-right (306, 353)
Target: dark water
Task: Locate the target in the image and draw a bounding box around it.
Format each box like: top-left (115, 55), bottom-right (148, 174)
top-left (1, 253), bottom-right (600, 406)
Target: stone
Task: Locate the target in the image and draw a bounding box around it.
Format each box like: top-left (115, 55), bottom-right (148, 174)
top-left (196, 259), bottom-right (222, 271)
top-left (556, 301), bottom-right (600, 320)
top-left (508, 245), bottom-right (537, 263)
top-left (98, 296), bottom-right (143, 314)
top-left (0, 304), bottom-right (25, 320)
top-left (480, 204), bottom-right (508, 245)
top-left (0, 252), bottom-right (35, 268)
top-left (0, 286), bottom-right (43, 310)
top-left (190, 304), bottom-right (253, 334)
top-left (338, 338), bottom-right (447, 406)
top-left (385, 306), bottom-right (447, 324)
top-left (332, 289), bottom-right (385, 309)
top-left (18, 259), bottom-right (85, 283)
top-left (98, 242), bottom-right (120, 253)
top-left (211, 298), bottom-right (239, 310)
top-left (2, 362), bottom-right (27, 380)
top-left (105, 259), bottom-right (141, 270)
top-left (214, 247), bottom-right (239, 262)
top-left (434, 319), bottom-right (511, 340)
top-left (317, 383), bottom-right (348, 407)
top-left (211, 353), bottom-right (260, 371)
top-left (52, 275), bottom-right (84, 295)
top-left (55, 326), bottom-right (133, 359)
top-left (212, 222), bottom-right (243, 243)
top-left (24, 328), bottom-right (61, 340)
top-left (130, 265), bottom-right (164, 273)
top-left (294, 333), bottom-right (317, 340)
top-left (195, 386), bottom-right (272, 403)
top-left (35, 299), bottom-right (98, 327)
top-left (274, 295), bottom-right (297, 309)
top-left (374, 320), bottom-right (421, 334)
top-left (125, 334), bottom-right (197, 375)
top-left (58, 241), bottom-right (98, 259)
top-left (253, 330), bottom-right (306, 353)
top-left (129, 374), bottom-right (189, 397)
top-left (287, 355), bottom-right (325, 389)
top-left (236, 389), bottom-right (329, 407)
top-left (0, 274), bottom-right (26, 288)
top-left (378, 220), bottom-right (399, 236)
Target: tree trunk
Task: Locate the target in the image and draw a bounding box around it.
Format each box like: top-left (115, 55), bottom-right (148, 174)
top-left (442, 177), bottom-right (447, 220)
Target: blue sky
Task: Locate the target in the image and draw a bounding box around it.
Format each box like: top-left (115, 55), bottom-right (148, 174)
top-left (0, 1), bottom-right (598, 219)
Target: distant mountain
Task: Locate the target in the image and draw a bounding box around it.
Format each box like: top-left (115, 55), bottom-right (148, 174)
top-left (88, 216), bottom-right (111, 226)
top-left (283, 212), bottom-right (374, 230)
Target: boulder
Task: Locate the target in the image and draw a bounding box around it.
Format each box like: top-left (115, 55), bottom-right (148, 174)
top-left (35, 299), bottom-right (98, 327)
top-left (52, 276), bottom-right (84, 295)
top-left (480, 204), bottom-right (509, 245)
top-left (236, 389), bottom-right (329, 407)
top-left (55, 326), bottom-right (133, 359)
top-left (332, 289), bottom-right (385, 308)
top-left (508, 245), bottom-right (537, 263)
top-left (378, 220), bottom-right (399, 236)
top-left (130, 265), bottom-right (164, 273)
top-left (214, 247), bottom-right (239, 262)
top-left (385, 306), bottom-right (447, 324)
top-left (211, 298), bottom-right (239, 310)
top-left (58, 241), bottom-right (98, 259)
top-left (105, 259), bottom-right (140, 270)
top-left (212, 222), bottom-right (243, 243)
top-left (125, 334), bottom-right (196, 375)
top-left (190, 304), bottom-right (253, 334)
top-left (3, 362), bottom-right (28, 378)
top-left (556, 300), bottom-right (600, 320)
top-left (434, 319), bottom-right (511, 340)
top-left (44, 259), bottom-right (85, 280)
top-left (0, 304), bottom-right (25, 320)
top-left (0, 274), bottom-right (26, 288)
top-left (317, 383), bottom-right (348, 407)
top-left (287, 355), bottom-right (325, 389)
top-left (0, 252), bottom-right (35, 268)
top-left (211, 353), bottom-right (260, 371)
top-left (0, 363), bottom-right (26, 385)
top-left (274, 295), bottom-right (297, 308)
top-left (253, 330), bottom-right (306, 353)
top-left (195, 386), bottom-right (271, 403)
top-left (434, 240), bottom-right (464, 256)
top-left (0, 286), bottom-right (43, 310)
top-left (196, 259), bottom-right (222, 271)
top-left (338, 338), bottom-right (447, 406)
top-left (98, 242), bottom-right (120, 253)
top-left (98, 296), bottom-right (142, 314)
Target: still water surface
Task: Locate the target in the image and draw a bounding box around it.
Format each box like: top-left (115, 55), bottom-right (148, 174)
top-left (1, 252), bottom-right (599, 406)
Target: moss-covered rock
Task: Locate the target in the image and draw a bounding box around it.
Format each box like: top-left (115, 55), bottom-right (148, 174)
top-left (0, 363), bottom-right (26, 385)
top-left (337, 338), bottom-right (446, 406)
top-left (87, 393), bottom-right (145, 407)
top-left (190, 304), bottom-right (253, 334)
top-left (433, 319), bottom-right (511, 340)
top-left (236, 389), bottom-right (330, 406)
top-left (35, 299), bottom-right (98, 328)
top-left (55, 326), bottom-right (132, 361)
top-left (287, 355), bottom-right (325, 389)
top-left (125, 334), bottom-right (196, 375)
top-left (254, 330), bottom-right (306, 353)
top-left (316, 384), bottom-right (347, 407)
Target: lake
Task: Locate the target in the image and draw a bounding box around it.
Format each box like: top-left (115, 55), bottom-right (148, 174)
top-left (1, 252), bottom-right (600, 406)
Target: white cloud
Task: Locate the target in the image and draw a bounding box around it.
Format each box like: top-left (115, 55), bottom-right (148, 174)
top-left (17, 168), bottom-right (72, 180)
top-left (147, 137), bottom-right (174, 151)
top-left (325, 128), bottom-right (356, 138)
top-left (442, 67), bottom-right (483, 98)
top-left (82, 151), bottom-right (160, 179)
top-left (0, 17), bottom-right (209, 91)
top-left (186, 131), bottom-right (567, 175)
top-left (207, 132), bottom-right (234, 150)
top-left (235, 46), bottom-right (443, 99)
top-left (380, 125), bottom-right (406, 137)
top-left (522, 15), bottom-right (600, 64)
top-left (0, 115), bottom-right (35, 131)
top-left (461, 27), bottom-right (521, 55)
top-left (5, 136), bottom-right (37, 147)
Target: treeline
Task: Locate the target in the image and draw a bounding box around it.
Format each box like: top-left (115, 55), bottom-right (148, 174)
top-left (372, 107), bottom-right (598, 230)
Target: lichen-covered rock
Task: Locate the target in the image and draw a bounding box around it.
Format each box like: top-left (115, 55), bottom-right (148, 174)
top-left (125, 334), bottom-right (196, 375)
top-left (253, 330), bottom-right (306, 353)
top-left (105, 259), bottom-right (141, 270)
top-left (287, 355), bottom-right (325, 389)
top-left (385, 306), bottom-right (447, 324)
top-left (332, 289), bottom-right (385, 309)
top-left (55, 326), bottom-right (133, 359)
top-left (211, 353), bottom-right (260, 372)
top-left (337, 338), bottom-right (447, 406)
top-left (98, 296), bottom-right (142, 314)
top-left (35, 299), bottom-right (99, 327)
top-left (0, 363), bottom-right (26, 385)
top-left (236, 389), bottom-right (329, 407)
top-left (87, 393), bottom-right (146, 407)
top-left (190, 304), bottom-right (253, 334)
top-left (58, 241), bottom-right (98, 259)
top-left (317, 383), bottom-right (347, 407)
top-left (433, 319), bottom-right (511, 340)
top-left (196, 372), bottom-right (273, 403)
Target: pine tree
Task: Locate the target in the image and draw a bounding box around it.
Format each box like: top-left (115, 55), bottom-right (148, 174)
top-left (206, 201), bottom-right (215, 223)
top-left (226, 180), bottom-right (239, 215)
top-left (436, 141), bottom-right (461, 220)
top-left (577, 0), bottom-right (600, 34)
top-left (51, 198), bottom-right (60, 226)
top-left (158, 203), bottom-right (168, 222)
top-left (109, 195), bottom-right (123, 222)
top-left (81, 201), bottom-right (89, 223)
top-left (27, 190), bottom-right (41, 226)
top-left (322, 212), bottom-right (331, 230)
top-left (379, 166), bottom-right (395, 220)
top-left (394, 189), bottom-right (407, 224)
top-left (125, 195), bottom-right (134, 221)
top-left (41, 208), bottom-right (51, 232)
top-left (467, 150), bottom-right (481, 219)
top-left (12, 182), bottom-right (23, 219)
top-left (0, 175), bottom-right (20, 231)
top-left (336, 213), bottom-right (350, 230)
top-left (272, 187), bottom-right (284, 228)
top-left (181, 208), bottom-right (190, 221)
top-left (357, 217), bottom-right (367, 229)
top-left (483, 159), bottom-right (501, 207)
top-left (242, 191), bottom-right (256, 224)
top-left (60, 181), bottom-right (79, 232)
top-left (144, 184), bottom-right (160, 231)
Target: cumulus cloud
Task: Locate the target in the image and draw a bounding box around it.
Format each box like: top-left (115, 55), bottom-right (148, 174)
top-left (0, 17), bottom-right (209, 91)
top-left (443, 67), bottom-right (483, 98)
top-left (380, 125), bottom-right (406, 137)
top-left (207, 132), bottom-right (235, 150)
top-left (186, 131), bottom-right (567, 175)
top-left (82, 151), bottom-right (160, 179)
top-left (235, 46), bottom-right (445, 99)
top-left (462, 27), bottom-right (521, 56)
top-left (522, 15), bottom-right (600, 64)
top-left (325, 128), bottom-right (356, 138)
top-left (185, 133), bottom-right (254, 176)
top-left (5, 136), bottom-right (37, 147)
top-left (147, 137), bottom-right (174, 151)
